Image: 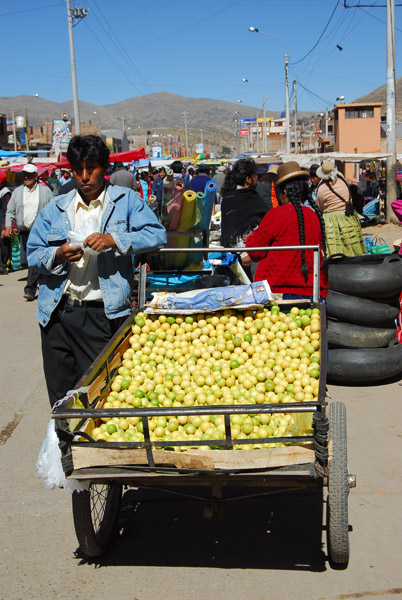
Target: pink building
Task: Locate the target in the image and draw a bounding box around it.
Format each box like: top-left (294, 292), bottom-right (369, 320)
top-left (333, 102), bottom-right (382, 180)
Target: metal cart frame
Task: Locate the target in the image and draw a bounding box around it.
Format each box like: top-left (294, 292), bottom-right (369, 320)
top-left (51, 245), bottom-right (355, 566)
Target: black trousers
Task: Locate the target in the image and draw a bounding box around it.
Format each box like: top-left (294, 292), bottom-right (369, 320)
top-left (40, 302), bottom-right (126, 406)
top-left (19, 229), bottom-right (40, 295)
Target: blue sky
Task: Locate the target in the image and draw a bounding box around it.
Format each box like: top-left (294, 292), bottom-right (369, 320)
top-left (2, 0), bottom-right (400, 114)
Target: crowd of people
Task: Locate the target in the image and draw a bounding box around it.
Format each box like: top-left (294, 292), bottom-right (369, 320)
top-left (0, 149), bottom-right (387, 302)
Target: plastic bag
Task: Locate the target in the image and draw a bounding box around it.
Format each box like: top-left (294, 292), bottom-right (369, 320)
top-left (368, 237), bottom-right (391, 255)
top-left (68, 214), bottom-right (100, 255)
top-left (36, 419), bottom-right (89, 494)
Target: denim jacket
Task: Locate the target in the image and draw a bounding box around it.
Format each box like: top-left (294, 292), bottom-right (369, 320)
top-left (27, 184), bottom-right (166, 326)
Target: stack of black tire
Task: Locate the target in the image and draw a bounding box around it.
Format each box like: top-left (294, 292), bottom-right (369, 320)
top-left (326, 253), bottom-right (402, 385)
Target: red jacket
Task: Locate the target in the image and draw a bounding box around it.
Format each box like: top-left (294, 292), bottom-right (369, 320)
top-left (246, 204), bottom-right (328, 298)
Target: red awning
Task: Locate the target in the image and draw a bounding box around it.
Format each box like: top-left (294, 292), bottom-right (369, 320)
top-left (0, 147), bottom-right (147, 174)
top-left (109, 148), bottom-right (146, 163)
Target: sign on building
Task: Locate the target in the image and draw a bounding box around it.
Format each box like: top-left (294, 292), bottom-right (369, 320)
top-left (52, 119), bottom-right (72, 157)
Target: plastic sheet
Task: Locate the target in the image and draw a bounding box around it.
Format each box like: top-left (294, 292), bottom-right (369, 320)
top-left (167, 180), bottom-right (184, 230)
top-left (200, 179), bottom-right (217, 230)
top-left (178, 190), bottom-right (197, 232)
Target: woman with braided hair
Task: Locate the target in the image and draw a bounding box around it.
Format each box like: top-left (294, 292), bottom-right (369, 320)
top-left (245, 161), bottom-right (328, 299)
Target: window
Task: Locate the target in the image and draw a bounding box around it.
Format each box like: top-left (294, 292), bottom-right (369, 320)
top-left (345, 108), bottom-right (374, 119)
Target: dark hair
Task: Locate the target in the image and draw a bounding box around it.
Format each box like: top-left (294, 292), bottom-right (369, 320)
top-left (171, 160), bottom-right (183, 174)
top-left (67, 135), bottom-right (110, 170)
top-left (159, 167), bottom-right (166, 174)
top-left (221, 158), bottom-right (257, 195)
top-left (140, 171), bottom-right (148, 181)
top-left (114, 161), bottom-right (124, 169)
top-left (276, 178), bottom-right (327, 282)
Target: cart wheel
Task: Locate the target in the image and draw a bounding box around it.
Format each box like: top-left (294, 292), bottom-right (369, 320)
top-left (72, 482), bottom-right (122, 558)
top-left (327, 401), bottom-right (350, 567)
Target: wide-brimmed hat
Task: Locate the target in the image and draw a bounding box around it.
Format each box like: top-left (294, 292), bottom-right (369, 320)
top-left (316, 160), bottom-right (338, 180)
top-left (217, 165), bottom-right (226, 172)
top-left (276, 161), bottom-right (309, 186)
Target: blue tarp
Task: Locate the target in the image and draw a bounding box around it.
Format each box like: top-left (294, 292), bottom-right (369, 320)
top-left (0, 149), bottom-right (27, 157)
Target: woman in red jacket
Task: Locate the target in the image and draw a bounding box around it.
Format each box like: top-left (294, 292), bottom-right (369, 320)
top-left (246, 161), bottom-right (328, 299)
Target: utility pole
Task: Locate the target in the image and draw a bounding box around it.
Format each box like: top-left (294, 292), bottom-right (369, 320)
top-left (66, 1), bottom-right (88, 135)
top-left (263, 96), bottom-right (267, 154)
top-left (182, 111), bottom-right (189, 156)
top-left (11, 110), bottom-right (17, 151)
top-left (121, 115), bottom-right (125, 132)
top-left (285, 53), bottom-right (290, 153)
top-left (293, 80), bottom-right (298, 154)
top-left (386, 0), bottom-right (396, 222)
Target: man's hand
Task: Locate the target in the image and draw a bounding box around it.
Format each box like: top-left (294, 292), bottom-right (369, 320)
top-left (241, 254), bottom-right (252, 268)
top-left (3, 226), bottom-right (12, 238)
top-left (54, 242), bottom-right (83, 266)
top-left (83, 233), bottom-right (116, 252)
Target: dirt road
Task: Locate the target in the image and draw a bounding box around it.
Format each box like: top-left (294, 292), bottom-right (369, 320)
top-left (0, 266), bottom-right (401, 600)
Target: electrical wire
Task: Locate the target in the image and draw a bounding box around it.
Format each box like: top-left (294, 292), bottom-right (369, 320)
top-left (360, 6), bottom-right (402, 31)
top-left (291, 0), bottom-right (341, 65)
top-left (0, 3), bottom-right (60, 16)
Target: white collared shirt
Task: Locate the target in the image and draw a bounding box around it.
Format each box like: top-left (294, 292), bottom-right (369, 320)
top-left (23, 183), bottom-right (40, 229)
top-left (63, 187), bottom-right (108, 301)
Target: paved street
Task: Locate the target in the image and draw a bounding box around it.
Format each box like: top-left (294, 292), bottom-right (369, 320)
top-left (1, 262), bottom-right (402, 600)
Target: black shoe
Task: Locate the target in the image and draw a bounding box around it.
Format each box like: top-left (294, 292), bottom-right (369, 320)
top-left (0, 269), bottom-right (8, 275)
top-left (23, 293), bottom-right (35, 301)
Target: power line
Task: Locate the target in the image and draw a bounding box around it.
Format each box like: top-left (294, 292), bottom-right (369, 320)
top-left (291, 0), bottom-right (341, 65)
top-left (0, 3), bottom-right (60, 16)
top-left (359, 6), bottom-right (402, 31)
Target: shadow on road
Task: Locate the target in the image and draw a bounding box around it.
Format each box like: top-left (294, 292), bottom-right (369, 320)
top-left (76, 486), bottom-right (327, 572)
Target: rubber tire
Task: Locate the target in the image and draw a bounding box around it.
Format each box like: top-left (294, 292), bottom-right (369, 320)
top-left (326, 253), bottom-right (402, 298)
top-left (326, 290), bottom-right (400, 327)
top-left (72, 482), bottom-right (122, 558)
top-left (327, 341), bottom-right (402, 384)
top-left (327, 318), bottom-right (396, 349)
top-left (327, 401), bottom-right (349, 567)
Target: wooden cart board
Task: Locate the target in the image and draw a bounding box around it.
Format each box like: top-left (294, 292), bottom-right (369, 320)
top-left (70, 444), bottom-right (315, 473)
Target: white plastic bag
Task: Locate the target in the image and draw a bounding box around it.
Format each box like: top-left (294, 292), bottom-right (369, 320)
top-left (36, 419), bottom-right (89, 494)
top-left (68, 214), bottom-right (100, 255)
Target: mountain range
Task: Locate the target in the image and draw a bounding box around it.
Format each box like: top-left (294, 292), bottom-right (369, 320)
top-left (0, 77), bottom-right (400, 141)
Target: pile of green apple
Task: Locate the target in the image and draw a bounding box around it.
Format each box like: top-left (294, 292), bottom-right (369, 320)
top-left (90, 306), bottom-right (321, 450)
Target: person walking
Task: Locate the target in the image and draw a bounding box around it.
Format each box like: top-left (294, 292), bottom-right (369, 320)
top-left (5, 163), bottom-right (53, 299)
top-left (27, 135), bottom-right (166, 407)
top-left (152, 167), bottom-right (166, 217)
top-left (110, 161), bottom-right (138, 191)
top-left (0, 172), bottom-right (12, 274)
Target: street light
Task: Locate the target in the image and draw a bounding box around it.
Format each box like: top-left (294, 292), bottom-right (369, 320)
top-left (249, 26), bottom-right (290, 153)
top-left (242, 77), bottom-right (268, 153)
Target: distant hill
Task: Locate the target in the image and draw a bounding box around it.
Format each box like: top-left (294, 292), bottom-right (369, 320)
top-left (354, 76), bottom-right (402, 120)
top-left (0, 91), bottom-right (314, 132)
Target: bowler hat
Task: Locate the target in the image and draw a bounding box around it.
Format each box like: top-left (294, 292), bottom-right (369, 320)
top-left (276, 161), bottom-right (309, 186)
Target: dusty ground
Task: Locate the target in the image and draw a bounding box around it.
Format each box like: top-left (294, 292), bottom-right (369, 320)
top-left (0, 256), bottom-right (401, 600)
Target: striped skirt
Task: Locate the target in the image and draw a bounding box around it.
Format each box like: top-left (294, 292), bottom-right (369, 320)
top-left (323, 210), bottom-right (366, 257)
